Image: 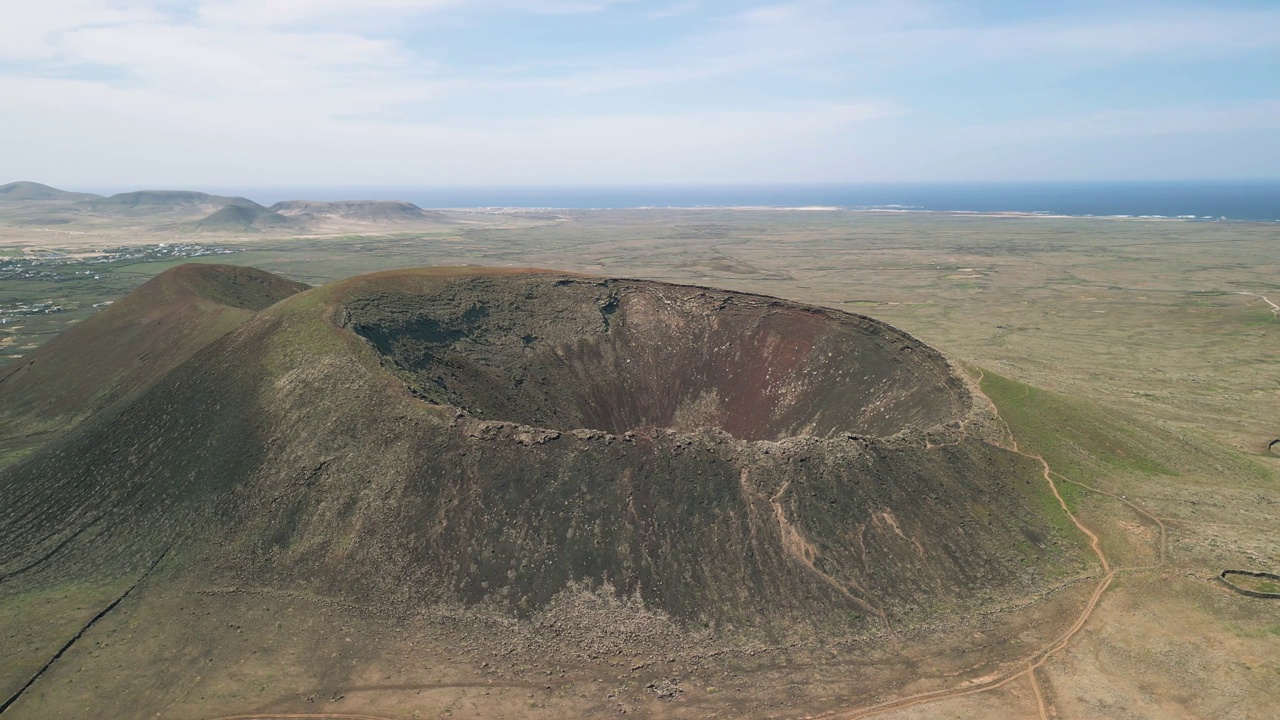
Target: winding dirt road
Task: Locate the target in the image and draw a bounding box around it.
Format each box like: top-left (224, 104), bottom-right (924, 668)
top-left (817, 369), bottom-right (1166, 720)
top-left (1238, 292), bottom-right (1279, 319)
top-left (207, 715), bottom-right (398, 720)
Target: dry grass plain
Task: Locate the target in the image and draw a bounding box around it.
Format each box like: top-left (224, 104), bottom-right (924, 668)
top-left (1, 208), bottom-right (1276, 719)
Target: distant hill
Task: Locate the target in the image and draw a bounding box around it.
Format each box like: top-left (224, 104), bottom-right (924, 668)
top-left (190, 203), bottom-right (297, 232)
top-left (270, 199), bottom-right (447, 222)
top-left (0, 181), bottom-right (100, 202)
top-left (0, 264), bottom-right (308, 450)
top-left (0, 185), bottom-right (454, 229)
top-left (79, 190), bottom-right (259, 216)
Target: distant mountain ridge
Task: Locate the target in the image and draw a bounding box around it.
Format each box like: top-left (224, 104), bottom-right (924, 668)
top-left (0, 181), bottom-right (455, 232)
top-left (0, 181), bottom-right (101, 202)
top-left (270, 199), bottom-right (444, 222)
top-left (80, 190), bottom-right (259, 214)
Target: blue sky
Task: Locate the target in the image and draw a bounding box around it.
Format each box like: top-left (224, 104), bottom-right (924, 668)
top-left (3, 1), bottom-right (1279, 186)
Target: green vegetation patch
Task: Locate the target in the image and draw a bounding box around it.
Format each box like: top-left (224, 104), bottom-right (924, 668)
top-left (1050, 474), bottom-right (1087, 514)
top-left (980, 369), bottom-right (1174, 481)
top-left (0, 445), bottom-right (38, 472)
top-left (980, 368), bottom-right (1272, 495)
top-left (258, 285), bottom-right (352, 374)
top-left (1226, 573), bottom-right (1280, 595)
top-left (114, 250), bottom-right (283, 276)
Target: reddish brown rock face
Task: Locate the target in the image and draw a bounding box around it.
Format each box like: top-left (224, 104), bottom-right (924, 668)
top-left (344, 274), bottom-right (968, 441)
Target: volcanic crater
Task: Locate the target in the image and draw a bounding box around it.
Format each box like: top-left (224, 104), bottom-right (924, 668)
top-left (1, 266), bottom-right (1084, 653)
top-left (343, 274), bottom-right (969, 441)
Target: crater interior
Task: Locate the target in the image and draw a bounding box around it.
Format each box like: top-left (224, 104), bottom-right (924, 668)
top-left (345, 273), bottom-right (968, 441)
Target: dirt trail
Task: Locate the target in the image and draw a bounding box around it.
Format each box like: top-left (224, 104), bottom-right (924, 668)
top-left (207, 715), bottom-right (398, 720)
top-left (1031, 452), bottom-right (1109, 574)
top-left (769, 479), bottom-right (891, 629)
top-left (816, 368), bottom-right (1165, 720)
top-left (1055, 473), bottom-right (1167, 564)
top-left (1238, 291), bottom-right (1279, 319)
top-left (1029, 668), bottom-right (1048, 720)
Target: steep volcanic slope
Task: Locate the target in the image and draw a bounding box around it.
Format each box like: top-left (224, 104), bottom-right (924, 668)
top-left (0, 268), bottom-right (1085, 641)
top-left (0, 264), bottom-right (308, 457)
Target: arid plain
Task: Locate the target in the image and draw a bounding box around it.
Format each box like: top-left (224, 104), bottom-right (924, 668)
top-left (1, 194), bottom-right (1276, 719)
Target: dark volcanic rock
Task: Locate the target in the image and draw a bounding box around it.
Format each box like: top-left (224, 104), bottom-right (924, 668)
top-left (343, 274), bottom-right (968, 441)
top-left (0, 267), bottom-right (1084, 640)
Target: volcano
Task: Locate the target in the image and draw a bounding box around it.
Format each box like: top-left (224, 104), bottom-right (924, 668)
top-left (0, 266), bottom-right (1089, 718)
top-left (0, 265), bottom-right (1077, 621)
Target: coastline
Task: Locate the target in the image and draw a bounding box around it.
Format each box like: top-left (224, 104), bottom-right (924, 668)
top-left (444, 205), bottom-right (1277, 222)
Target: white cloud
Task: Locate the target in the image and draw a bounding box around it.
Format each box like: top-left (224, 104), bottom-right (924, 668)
top-left (798, 99), bottom-right (1280, 182)
top-left (738, 4), bottom-right (803, 24)
top-left (902, 8), bottom-right (1280, 65)
top-left (647, 2), bottom-right (698, 21)
top-left (683, 1), bottom-right (1280, 78)
top-left (0, 1), bottom-right (162, 61)
top-left (0, 67), bottom-right (898, 185)
top-left (958, 100), bottom-right (1280, 144)
top-left (470, 53), bottom-right (768, 97)
top-left (197, 0), bottom-right (463, 27)
top-left (197, 0), bottom-right (634, 26)
top-left (62, 23), bottom-right (421, 97)
top-left (1, 1), bottom-right (1278, 184)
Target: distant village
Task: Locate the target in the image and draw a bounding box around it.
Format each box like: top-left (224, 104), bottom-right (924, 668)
top-left (0, 243), bottom-right (236, 323)
top-left (1, 242), bottom-right (235, 281)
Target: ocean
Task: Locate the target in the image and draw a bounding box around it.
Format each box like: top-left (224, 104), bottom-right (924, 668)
top-left (202, 181), bottom-right (1280, 221)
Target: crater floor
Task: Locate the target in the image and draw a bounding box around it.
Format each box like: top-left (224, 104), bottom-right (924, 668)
top-left (344, 273), bottom-right (970, 440)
